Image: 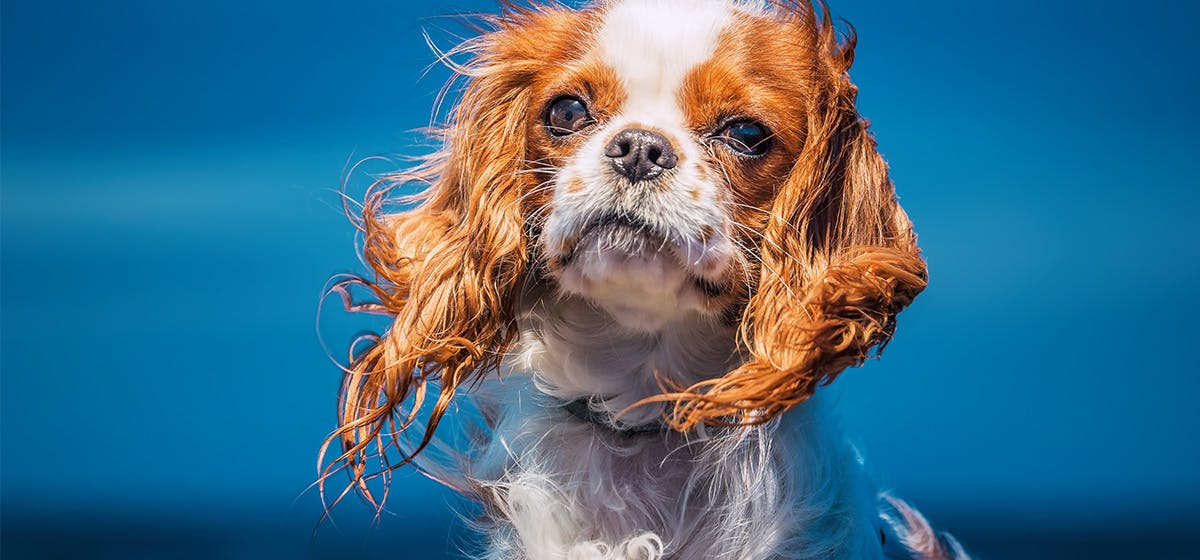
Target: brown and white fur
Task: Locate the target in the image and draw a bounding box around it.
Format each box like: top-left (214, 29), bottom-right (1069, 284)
top-left (322, 1), bottom-right (969, 558)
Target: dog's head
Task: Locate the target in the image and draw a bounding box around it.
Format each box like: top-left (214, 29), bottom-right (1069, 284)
top-left (326, 0), bottom-right (926, 489)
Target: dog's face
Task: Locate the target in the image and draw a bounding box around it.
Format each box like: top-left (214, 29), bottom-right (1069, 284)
top-left (535, 1), bottom-right (793, 331)
top-left (516, 0), bottom-right (909, 338)
top-left (328, 0), bottom-right (928, 483)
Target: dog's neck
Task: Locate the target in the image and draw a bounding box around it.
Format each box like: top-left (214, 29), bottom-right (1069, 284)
top-left (509, 287), bottom-right (743, 429)
top-left (560, 397), bottom-right (666, 435)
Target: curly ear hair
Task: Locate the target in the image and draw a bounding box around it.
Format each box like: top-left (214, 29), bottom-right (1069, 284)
top-left (657, 3), bottom-right (928, 430)
top-left (319, 12), bottom-right (552, 508)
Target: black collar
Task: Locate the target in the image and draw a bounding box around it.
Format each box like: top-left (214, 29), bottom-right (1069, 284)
top-left (561, 398), bottom-right (666, 437)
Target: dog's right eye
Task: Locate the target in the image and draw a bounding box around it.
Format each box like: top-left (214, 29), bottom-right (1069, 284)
top-left (545, 96), bottom-right (593, 136)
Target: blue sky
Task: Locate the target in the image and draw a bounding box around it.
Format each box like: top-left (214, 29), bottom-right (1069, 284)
top-left (3, 0), bottom-right (1199, 557)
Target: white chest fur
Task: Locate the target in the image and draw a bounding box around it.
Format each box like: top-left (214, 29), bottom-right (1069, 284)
top-left (462, 296), bottom-right (888, 560)
top-left (469, 392), bottom-right (888, 560)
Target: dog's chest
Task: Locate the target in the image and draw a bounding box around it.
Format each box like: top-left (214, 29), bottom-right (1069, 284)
top-left (473, 410), bottom-right (756, 559)
top-left (466, 308), bottom-right (881, 559)
top-left (467, 393), bottom-right (883, 560)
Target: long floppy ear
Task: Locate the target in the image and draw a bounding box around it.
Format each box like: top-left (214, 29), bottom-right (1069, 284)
top-left (319, 22), bottom-right (537, 506)
top-left (666, 11), bottom-right (928, 429)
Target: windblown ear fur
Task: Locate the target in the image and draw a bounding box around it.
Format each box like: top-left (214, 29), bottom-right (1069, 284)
top-left (319, 18), bottom-right (544, 507)
top-left (663, 9), bottom-right (928, 430)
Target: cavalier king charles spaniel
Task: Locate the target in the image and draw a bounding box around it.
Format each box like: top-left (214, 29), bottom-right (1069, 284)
top-left (322, 1), bottom-right (969, 558)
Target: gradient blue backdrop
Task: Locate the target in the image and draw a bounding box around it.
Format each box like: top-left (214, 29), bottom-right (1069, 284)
top-left (3, 1), bottom-right (1198, 558)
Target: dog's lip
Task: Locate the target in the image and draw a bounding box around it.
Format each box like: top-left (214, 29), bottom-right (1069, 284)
top-left (558, 212), bottom-right (666, 266)
top-left (586, 212), bottom-right (664, 239)
top-left (555, 213), bottom-right (729, 297)
top-left (691, 276), bottom-right (727, 297)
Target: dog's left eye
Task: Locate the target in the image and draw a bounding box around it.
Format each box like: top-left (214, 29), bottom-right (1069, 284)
top-left (715, 120), bottom-right (771, 156)
top-left (545, 96), bottom-right (594, 136)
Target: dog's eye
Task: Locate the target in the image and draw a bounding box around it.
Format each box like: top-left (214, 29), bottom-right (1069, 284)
top-left (716, 120), bottom-right (771, 156)
top-left (545, 96), bottom-right (594, 136)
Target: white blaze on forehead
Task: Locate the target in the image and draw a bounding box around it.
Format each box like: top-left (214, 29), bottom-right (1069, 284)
top-left (598, 0), bottom-right (731, 120)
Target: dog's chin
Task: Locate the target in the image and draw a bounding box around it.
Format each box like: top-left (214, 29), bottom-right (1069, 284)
top-left (554, 222), bottom-right (720, 332)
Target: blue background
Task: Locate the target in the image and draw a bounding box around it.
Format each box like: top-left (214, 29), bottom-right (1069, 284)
top-left (3, 1), bottom-right (1198, 558)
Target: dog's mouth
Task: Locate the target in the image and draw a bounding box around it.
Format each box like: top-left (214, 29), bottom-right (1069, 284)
top-left (557, 212), bottom-right (729, 297)
top-left (559, 213), bottom-right (665, 267)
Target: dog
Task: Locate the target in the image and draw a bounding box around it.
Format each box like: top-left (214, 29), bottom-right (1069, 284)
top-left (322, 1), bottom-right (969, 558)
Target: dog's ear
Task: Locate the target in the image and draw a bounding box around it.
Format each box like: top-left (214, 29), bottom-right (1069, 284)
top-left (322, 24), bottom-right (542, 504)
top-left (664, 13), bottom-right (927, 429)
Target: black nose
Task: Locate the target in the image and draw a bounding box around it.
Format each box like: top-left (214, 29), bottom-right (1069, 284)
top-left (603, 128), bottom-right (678, 183)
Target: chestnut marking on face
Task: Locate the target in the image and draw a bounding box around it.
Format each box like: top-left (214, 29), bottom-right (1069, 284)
top-left (598, 1), bottom-right (729, 121)
top-left (567, 176), bottom-right (586, 193)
